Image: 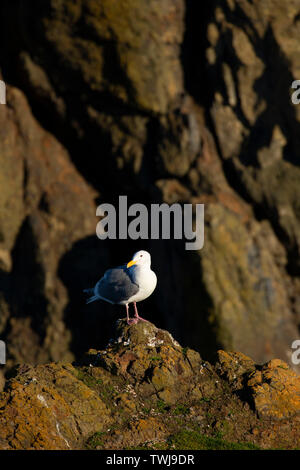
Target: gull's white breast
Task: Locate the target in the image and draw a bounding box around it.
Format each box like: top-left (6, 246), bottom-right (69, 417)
top-left (128, 266), bottom-right (157, 303)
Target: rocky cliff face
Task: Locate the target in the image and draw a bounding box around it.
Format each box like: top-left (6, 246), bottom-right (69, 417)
top-left (0, 320), bottom-right (299, 450)
top-left (0, 0), bottom-right (299, 375)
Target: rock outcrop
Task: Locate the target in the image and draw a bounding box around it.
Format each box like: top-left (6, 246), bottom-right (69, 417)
top-left (0, 320), bottom-right (299, 450)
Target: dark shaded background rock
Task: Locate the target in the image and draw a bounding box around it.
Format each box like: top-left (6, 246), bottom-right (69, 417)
top-left (204, 0), bottom-right (300, 294)
top-left (0, 85), bottom-right (109, 367)
top-left (0, 0), bottom-right (299, 373)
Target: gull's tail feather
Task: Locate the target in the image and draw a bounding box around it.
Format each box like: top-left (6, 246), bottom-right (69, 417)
top-left (83, 288), bottom-right (94, 295)
top-left (83, 288), bottom-right (99, 304)
top-left (86, 295), bottom-right (99, 304)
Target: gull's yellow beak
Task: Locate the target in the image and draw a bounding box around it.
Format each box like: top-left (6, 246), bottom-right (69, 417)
top-left (127, 259), bottom-right (137, 268)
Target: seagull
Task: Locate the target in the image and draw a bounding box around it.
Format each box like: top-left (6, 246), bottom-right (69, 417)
top-left (83, 250), bottom-right (157, 325)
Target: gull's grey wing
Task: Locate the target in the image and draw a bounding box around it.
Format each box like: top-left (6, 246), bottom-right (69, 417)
top-left (95, 265), bottom-right (139, 304)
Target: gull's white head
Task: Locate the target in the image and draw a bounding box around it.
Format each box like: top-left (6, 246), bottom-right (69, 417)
top-left (127, 250), bottom-right (151, 268)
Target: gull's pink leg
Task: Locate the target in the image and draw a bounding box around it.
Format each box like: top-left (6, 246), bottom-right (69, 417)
top-left (133, 302), bottom-right (148, 322)
top-left (126, 303), bottom-right (138, 325)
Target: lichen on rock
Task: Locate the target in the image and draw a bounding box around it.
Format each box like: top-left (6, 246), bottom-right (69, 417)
top-left (0, 320), bottom-right (299, 450)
